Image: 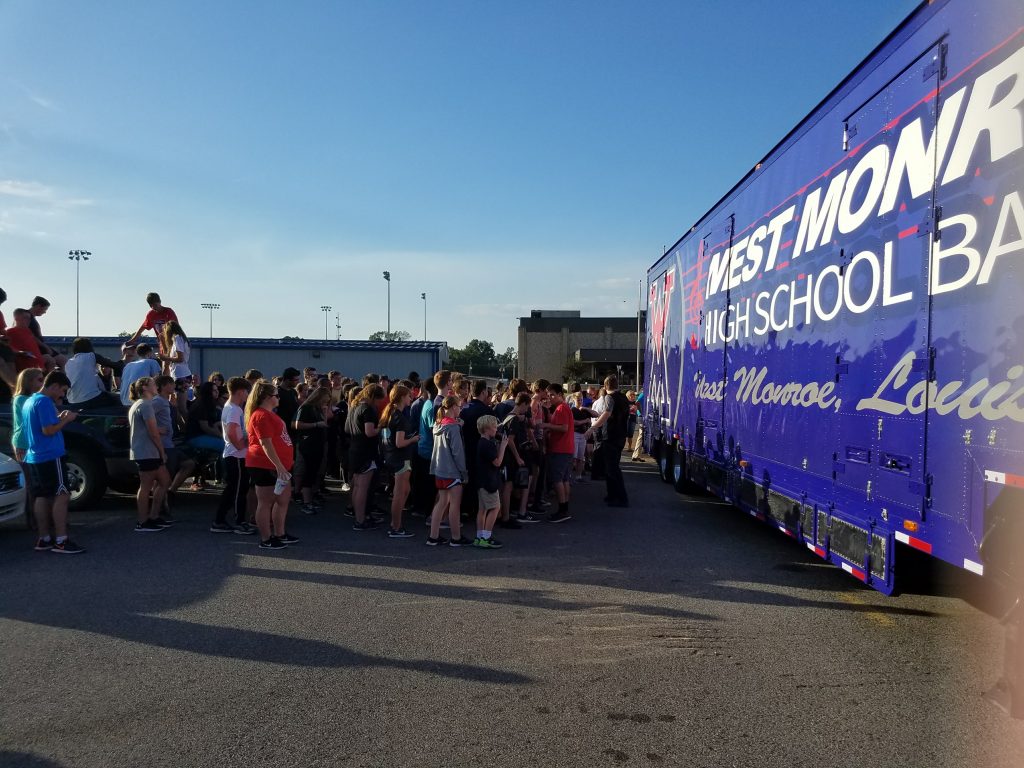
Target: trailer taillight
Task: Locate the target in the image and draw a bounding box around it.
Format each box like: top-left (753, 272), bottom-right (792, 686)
top-left (903, 520), bottom-right (920, 532)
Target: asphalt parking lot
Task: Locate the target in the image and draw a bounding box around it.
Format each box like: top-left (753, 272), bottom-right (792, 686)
top-left (1, 459), bottom-right (1022, 768)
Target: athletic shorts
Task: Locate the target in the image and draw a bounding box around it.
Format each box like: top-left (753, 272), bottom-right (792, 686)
top-left (249, 467), bottom-right (279, 487)
top-left (394, 460), bottom-right (412, 475)
top-left (573, 433), bottom-right (587, 461)
top-left (547, 452), bottom-right (573, 484)
top-left (25, 458), bottom-right (70, 498)
top-left (435, 477), bottom-right (462, 490)
top-left (478, 487), bottom-right (500, 511)
top-left (135, 458), bottom-right (164, 473)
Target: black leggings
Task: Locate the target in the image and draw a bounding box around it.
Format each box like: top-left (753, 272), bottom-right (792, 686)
top-left (216, 456), bottom-right (248, 525)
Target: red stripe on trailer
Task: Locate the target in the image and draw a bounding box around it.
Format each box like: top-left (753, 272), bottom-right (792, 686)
top-left (814, 546), bottom-right (826, 558)
top-left (777, 525), bottom-right (796, 538)
top-left (895, 530), bottom-right (933, 554)
top-left (985, 470), bottom-right (1024, 487)
top-left (840, 562), bottom-right (867, 582)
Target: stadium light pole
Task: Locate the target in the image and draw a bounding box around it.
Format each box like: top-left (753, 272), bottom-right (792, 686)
top-left (67, 250), bottom-right (91, 336)
top-left (321, 305), bottom-right (332, 341)
top-left (335, 312), bottom-right (341, 341)
top-left (200, 303), bottom-right (220, 338)
top-left (382, 271), bottom-right (391, 335)
top-left (421, 292), bottom-right (427, 340)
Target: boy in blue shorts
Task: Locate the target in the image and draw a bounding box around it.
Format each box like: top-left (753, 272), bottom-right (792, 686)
top-left (23, 371), bottom-right (84, 553)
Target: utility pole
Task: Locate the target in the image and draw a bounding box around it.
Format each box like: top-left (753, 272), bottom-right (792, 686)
top-left (421, 292), bottom-right (427, 341)
top-left (200, 302), bottom-right (220, 338)
top-left (67, 250), bottom-right (91, 336)
top-left (335, 313), bottom-right (341, 340)
top-left (382, 271), bottom-right (391, 335)
top-left (321, 305), bottom-right (332, 341)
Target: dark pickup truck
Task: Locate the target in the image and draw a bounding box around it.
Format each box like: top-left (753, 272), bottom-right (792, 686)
top-left (0, 401), bottom-right (139, 510)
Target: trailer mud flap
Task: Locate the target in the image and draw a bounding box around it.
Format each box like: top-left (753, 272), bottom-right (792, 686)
top-left (822, 514), bottom-right (895, 594)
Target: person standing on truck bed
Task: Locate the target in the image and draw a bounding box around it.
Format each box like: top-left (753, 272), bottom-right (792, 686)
top-left (586, 375), bottom-right (630, 508)
top-left (23, 370), bottom-right (84, 554)
top-left (125, 292), bottom-right (178, 357)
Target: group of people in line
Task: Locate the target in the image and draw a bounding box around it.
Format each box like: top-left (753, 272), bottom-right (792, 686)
top-left (4, 290), bottom-right (646, 554)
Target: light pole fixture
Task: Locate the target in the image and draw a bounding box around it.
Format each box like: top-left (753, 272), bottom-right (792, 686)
top-left (67, 249), bottom-right (91, 336)
top-left (200, 303), bottom-right (221, 338)
top-left (382, 271), bottom-right (391, 335)
top-left (421, 292), bottom-right (427, 341)
top-left (335, 313), bottom-right (341, 341)
top-left (320, 305), bottom-right (332, 341)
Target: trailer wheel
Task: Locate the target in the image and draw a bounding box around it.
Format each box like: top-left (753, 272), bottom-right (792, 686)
top-left (659, 440), bottom-right (676, 484)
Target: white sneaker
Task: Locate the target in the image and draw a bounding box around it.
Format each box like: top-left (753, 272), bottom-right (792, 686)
top-left (341, 483), bottom-right (351, 492)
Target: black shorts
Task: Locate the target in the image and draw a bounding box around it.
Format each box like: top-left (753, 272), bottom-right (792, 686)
top-left (249, 467), bottom-right (278, 487)
top-left (26, 458), bottom-right (70, 498)
top-left (135, 458), bottom-right (164, 473)
top-left (547, 452), bottom-right (573, 484)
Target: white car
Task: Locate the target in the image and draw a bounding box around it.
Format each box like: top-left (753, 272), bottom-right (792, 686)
top-left (0, 453), bottom-right (27, 524)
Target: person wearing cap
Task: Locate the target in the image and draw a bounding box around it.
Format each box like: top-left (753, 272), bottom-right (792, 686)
top-left (277, 367), bottom-right (302, 443)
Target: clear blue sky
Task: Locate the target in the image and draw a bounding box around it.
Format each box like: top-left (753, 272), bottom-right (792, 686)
top-left (0, 0), bottom-right (919, 352)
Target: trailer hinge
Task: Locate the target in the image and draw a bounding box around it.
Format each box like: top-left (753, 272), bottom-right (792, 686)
top-left (835, 357), bottom-right (849, 381)
top-left (919, 205), bottom-right (943, 240)
top-left (910, 347), bottom-right (937, 381)
top-left (923, 43), bottom-right (948, 81)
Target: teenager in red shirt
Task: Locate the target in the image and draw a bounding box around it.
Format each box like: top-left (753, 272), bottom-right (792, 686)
top-left (536, 382), bottom-right (575, 523)
top-left (126, 292), bottom-right (178, 356)
top-left (246, 381), bottom-right (297, 550)
top-left (6, 309), bottom-right (51, 372)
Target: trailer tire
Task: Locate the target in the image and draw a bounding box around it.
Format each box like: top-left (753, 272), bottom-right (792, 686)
top-left (658, 439), bottom-right (675, 484)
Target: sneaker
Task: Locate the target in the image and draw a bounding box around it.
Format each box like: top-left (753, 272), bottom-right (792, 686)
top-left (34, 538), bottom-right (53, 551)
top-left (352, 519), bottom-right (380, 531)
top-left (388, 528), bottom-right (415, 539)
top-left (135, 521), bottom-right (165, 533)
top-left (51, 539), bottom-right (85, 554)
top-left (234, 522), bottom-right (257, 535)
top-left (210, 522), bottom-right (235, 533)
top-left (300, 503), bottom-right (319, 515)
top-left (497, 518), bottom-right (522, 530)
top-left (278, 532), bottom-right (300, 545)
top-left (152, 516), bottom-right (175, 527)
top-left (340, 483), bottom-right (352, 492)
top-left (517, 513), bottom-right (542, 524)
top-left (426, 536), bottom-right (449, 546)
top-left (448, 536), bottom-right (473, 547)
top-left (548, 510), bottom-right (572, 523)
top-left (258, 537), bottom-right (286, 550)
top-left (473, 537), bottom-right (504, 549)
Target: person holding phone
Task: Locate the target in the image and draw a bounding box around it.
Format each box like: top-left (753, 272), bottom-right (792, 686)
top-left (246, 381), bottom-right (296, 550)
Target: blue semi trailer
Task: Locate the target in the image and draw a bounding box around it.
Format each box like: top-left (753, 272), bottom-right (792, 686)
top-left (643, 0), bottom-right (1024, 598)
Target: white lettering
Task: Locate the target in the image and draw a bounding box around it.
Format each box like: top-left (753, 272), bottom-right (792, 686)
top-left (839, 144), bottom-right (890, 234)
top-left (930, 213), bottom-right (981, 295)
top-left (794, 171), bottom-right (848, 258)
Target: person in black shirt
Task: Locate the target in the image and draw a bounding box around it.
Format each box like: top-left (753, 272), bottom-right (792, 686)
top-left (381, 385), bottom-right (418, 538)
top-left (585, 375), bottom-right (630, 507)
top-left (346, 384), bottom-right (386, 530)
top-left (293, 385), bottom-right (331, 514)
top-left (276, 367), bottom-right (302, 442)
top-left (459, 379), bottom-right (494, 519)
top-left (474, 415), bottom-right (508, 549)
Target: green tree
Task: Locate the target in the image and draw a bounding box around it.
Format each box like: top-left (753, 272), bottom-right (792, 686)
top-left (450, 338), bottom-right (499, 375)
top-left (563, 359), bottom-right (586, 383)
top-left (369, 330), bottom-right (411, 342)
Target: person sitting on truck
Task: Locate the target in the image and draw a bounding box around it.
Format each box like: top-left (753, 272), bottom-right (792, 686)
top-left (119, 344), bottom-right (161, 407)
top-left (65, 338), bottom-right (125, 409)
top-left (6, 308), bottom-right (52, 372)
top-left (0, 287), bottom-right (19, 391)
top-left (125, 292), bottom-right (178, 357)
top-left (26, 297), bottom-right (66, 368)
top-left (157, 320), bottom-right (193, 420)
top-left (23, 370), bottom-right (84, 554)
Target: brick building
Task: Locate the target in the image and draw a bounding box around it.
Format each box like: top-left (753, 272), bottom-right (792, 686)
top-left (516, 310), bottom-right (646, 386)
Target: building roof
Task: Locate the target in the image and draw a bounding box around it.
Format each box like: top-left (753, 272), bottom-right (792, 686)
top-left (48, 336), bottom-right (449, 352)
top-left (518, 312), bottom-right (645, 333)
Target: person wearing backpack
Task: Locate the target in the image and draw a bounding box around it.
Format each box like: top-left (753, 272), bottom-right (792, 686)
top-left (585, 375), bottom-right (630, 508)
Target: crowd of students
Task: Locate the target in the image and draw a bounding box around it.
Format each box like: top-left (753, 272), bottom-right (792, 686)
top-left (4, 289), bottom-right (646, 554)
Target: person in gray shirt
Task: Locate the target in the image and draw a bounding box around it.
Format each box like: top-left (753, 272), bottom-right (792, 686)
top-left (127, 376), bottom-right (170, 533)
